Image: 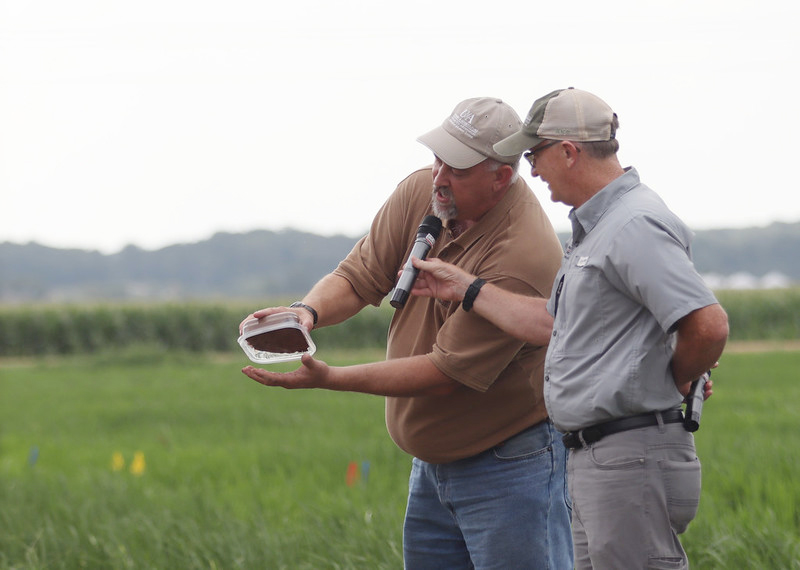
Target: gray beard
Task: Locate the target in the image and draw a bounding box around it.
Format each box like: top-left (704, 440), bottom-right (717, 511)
top-left (431, 187), bottom-right (457, 220)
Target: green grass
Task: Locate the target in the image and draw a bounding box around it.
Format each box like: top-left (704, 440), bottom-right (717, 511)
top-left (684, 350), bottom-right (800, 568)
top-left (1, 347), bottom-right (799, 568)
top-left (0, 348), bottom-right (408, 569)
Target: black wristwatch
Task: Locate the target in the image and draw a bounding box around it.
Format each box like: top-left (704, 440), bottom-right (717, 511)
top-left (290, 302), bottom-right (318, 327)
top-left (462, 278), bottom-right (486, 312)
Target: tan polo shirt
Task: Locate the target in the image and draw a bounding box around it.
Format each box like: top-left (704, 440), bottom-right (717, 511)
top-left (334, 166), bottom-right (563, 463)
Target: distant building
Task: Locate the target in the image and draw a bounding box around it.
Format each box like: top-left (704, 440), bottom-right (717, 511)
top-left (702, 272), bottom-right (793, 290)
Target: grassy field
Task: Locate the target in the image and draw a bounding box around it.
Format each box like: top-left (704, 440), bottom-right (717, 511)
top-left (684, 348), bottom-right (800, 568)
top-left (1, 346), bottom-right (799, 568)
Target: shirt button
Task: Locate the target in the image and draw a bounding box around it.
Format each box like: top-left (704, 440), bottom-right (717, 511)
top-left (552, 330), bottom-right (557, 337)
top-left (545, 375), bottom-right (550, 382)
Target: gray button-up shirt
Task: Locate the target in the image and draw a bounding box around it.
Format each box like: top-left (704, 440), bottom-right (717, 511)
top-left (544, 167), bottom-right (718, 432)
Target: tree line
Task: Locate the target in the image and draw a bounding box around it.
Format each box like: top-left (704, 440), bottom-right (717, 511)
top-left (1, 222), bottom-right (799, 303)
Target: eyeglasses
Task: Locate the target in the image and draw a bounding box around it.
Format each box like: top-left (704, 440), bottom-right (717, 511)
top-left (523, 140), bottom-right (559, 168)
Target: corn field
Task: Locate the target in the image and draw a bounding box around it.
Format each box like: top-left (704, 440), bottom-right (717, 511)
top-left (0, 301), bottom-right (393, 358)
top-left (0, 288), bottom-right (798, 358)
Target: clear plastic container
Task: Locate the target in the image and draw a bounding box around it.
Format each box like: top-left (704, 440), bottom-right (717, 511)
top-left (238, 312), bottom-right (316, 364)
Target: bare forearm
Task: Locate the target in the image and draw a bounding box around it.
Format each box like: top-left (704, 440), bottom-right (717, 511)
top-left (470, 283), bottom-right (554, 346)
top-left (410, 257), bottom-right (554, 345)
top-left (301, 273), bottom-right (369, 328)
top-left (324, 354), bottom-right (458, 397)
top-left (671, 303), bottom-right (729, 391)
top-left (242, 353), bottom-right (459, 397)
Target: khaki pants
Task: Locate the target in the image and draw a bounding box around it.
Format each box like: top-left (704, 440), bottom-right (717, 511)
top-left (568, 419), bottom-right (701, 569)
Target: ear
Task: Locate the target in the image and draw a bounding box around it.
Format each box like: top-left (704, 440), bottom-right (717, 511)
top-left (492, 163), bottom-right (515, 190)
top-left (563, 141), bottom-right (581, 166)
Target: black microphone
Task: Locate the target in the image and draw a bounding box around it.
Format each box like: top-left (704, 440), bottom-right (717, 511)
top-left (390, 215), bottom-right (442, 309)
top-left (683, 371), bottom-right (710, 432)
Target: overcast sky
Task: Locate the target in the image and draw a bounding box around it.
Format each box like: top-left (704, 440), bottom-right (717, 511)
top-left (2, 0), bottom-right (798, 254)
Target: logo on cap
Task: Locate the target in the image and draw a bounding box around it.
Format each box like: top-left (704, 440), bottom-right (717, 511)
top-left (449, 109), bottom-right (479, 139)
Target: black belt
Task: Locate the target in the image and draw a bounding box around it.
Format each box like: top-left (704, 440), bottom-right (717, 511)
top-left (562, 409), bottom-right (684, 449)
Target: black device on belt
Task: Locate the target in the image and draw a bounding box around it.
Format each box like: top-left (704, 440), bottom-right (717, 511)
top-left (562, 409), bottom-right (684, 449)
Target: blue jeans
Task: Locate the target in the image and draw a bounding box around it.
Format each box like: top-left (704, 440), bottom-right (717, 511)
top-left (402, 421), bottom-right (573, 569)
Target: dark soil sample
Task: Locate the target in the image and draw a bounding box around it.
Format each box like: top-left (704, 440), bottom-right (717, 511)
top-left (246, 327), bottom-right (309, 353)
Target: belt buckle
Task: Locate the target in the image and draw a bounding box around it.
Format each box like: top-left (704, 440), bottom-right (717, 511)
top-left (562, 426), bottom-right (603, 449)
top-left (581, 426), bottom-right (604, 445)
top-left (562, 432), bottom-right (579, 449)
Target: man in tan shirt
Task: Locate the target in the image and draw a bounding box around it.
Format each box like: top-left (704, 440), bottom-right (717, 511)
top-left (241, 97), bottom-right (572, 569)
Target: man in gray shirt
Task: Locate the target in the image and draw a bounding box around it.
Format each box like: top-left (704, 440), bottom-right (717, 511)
top-left (409, 87), bottom-right (729, 569)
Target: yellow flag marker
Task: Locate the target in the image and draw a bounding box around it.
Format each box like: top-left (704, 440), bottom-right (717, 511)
top-left (111, 452), bottom-right (125, 472)
top-left (130, 451), bottom-right (146, 476)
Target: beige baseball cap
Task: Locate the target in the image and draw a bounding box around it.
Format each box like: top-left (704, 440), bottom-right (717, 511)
top-left (417, 97), bottom-right (523, 169)
top-left (493, 88), bottom-right (616, 156)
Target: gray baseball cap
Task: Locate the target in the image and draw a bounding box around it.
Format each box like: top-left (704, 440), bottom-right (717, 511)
top-left (417, 97), bottom-right (523, 169)
top-left (494, 88), bottom-right (616, 156)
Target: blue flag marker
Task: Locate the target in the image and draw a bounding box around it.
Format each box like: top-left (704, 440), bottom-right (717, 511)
top-left (28, 446), bottom-right (39, 467)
